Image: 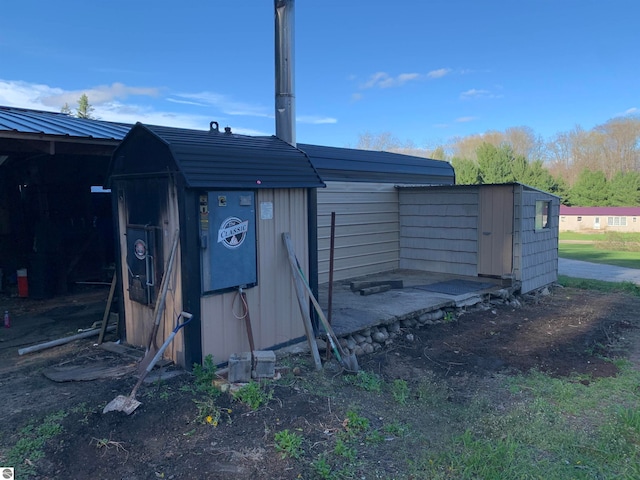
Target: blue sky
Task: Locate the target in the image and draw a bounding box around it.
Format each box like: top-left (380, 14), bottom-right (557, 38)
top-left (1, 1), bottom-right (638, 149)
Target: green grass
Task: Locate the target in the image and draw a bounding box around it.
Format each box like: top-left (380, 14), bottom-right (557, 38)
top-left (558, 275), bottom-right (640, 296)
top-left (6, 410), bottom-right (68, 478)
top-left (411, 364), bottom-right (640, 479)
top-left (559, 231), bottom-right (640, 269)
top-left (559, 243), bottom-right (640, 269)
top-left (560, 231), bottom-right (640, 242)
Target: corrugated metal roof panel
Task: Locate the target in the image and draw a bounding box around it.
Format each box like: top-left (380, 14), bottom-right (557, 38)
top-left (118, 123), bottom-right (325, 189)
top-left (297, 143), bottom-right (454, 184)
top-left (0, 106), bottom-right (130, 140)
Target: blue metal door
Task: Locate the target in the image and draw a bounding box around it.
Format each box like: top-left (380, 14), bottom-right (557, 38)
top-left (207, 191), bottom-right (257, 291)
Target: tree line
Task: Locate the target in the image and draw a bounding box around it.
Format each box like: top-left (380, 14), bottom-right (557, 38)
top-left (356, 116), bottom-right (640, 206)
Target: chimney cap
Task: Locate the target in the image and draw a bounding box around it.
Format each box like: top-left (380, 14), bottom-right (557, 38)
top-left (224, 126), bottom-right (232, 134)
top-left (209, 121), bottom-right (219, 133)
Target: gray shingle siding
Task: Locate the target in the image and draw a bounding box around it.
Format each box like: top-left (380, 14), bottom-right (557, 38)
top-left (520, 189), bottom-right (559, 293)
top-left (399, 188), bottom-right (479, 276)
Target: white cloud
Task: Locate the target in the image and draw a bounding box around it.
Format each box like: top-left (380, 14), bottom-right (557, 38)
top-left (427, 68), bottom-right (451, 79)
top-left (297, 115), bottom-right (337, 125)
top-left (172, 91), bottom-right (271, 118)
top-left (0, 79), bottom-right (65, 110)
top-left (351, 92), bottom-right (363, 102)
top-left (0, 79), bottom-right (271, 134)
top-left (455, 116), bottom-right (476, 123)
top-left (40, 82), bottom-right (160, 108)
top-left (361, 71), bottom-right (421, 89)
top-left (359, 68), bottom-right (451, 90)
top-left (624, 107), bottom-right (638, 115)
top-left (460, 88), bottom-right (501, 100)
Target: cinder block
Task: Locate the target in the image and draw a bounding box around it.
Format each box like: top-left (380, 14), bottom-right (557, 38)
top-left (228, 352), bottom-right (252, 383)
top-left (253, 350), bottom-right (276, 379)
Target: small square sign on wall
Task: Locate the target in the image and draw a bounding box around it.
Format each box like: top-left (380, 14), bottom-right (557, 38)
top-left (260, 202), bottom-right (273, 220)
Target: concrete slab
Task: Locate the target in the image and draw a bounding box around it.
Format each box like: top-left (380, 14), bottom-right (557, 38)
top-left (318, 269), bottom-right (506, 337)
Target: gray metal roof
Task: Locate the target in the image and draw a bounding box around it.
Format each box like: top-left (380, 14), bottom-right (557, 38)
top-left (0, 106), bottom-right (130, 140)
top-left (298, 143), bottom-right (454, 185)
top-left (112, 123), bottom-right (325, 189)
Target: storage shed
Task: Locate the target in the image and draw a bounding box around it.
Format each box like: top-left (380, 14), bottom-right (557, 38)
top-left (107, 122), bottom-right (324, 367)
top-left (397, 183), bottom-right (559, 294)
top-left (298, 143), bottom-right (455, 284)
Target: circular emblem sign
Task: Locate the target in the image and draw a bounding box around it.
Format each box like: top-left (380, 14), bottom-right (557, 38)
top-left (217, 217), bottom-right (249, 249)
top-left (134, 239), bottom-right (147, 260)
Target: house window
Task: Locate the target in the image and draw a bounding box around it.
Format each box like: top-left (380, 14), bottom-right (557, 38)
top-left (577, 216), bottom-right (582, 222)
top-left (561, 216), bottom-right (565, 222)
top-left (634, 217), bottom-right (637, 223)
top-left (608, 216), bottom-right (627, 226)
top-left (535, 200), bottom-right (551, 230)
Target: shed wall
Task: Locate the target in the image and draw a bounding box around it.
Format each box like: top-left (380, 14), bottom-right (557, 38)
top-left (200, 189), bottom-right (309, 364)
top-left (317, 182), bottom-right (399, 284)
top-left (398, 187), bottom-right (479, 276)
top-left (520, 190), bottom-right (559, 293)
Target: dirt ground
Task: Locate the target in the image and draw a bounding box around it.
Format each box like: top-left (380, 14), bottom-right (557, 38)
top-left (1, 284), bottom-right (639, 479)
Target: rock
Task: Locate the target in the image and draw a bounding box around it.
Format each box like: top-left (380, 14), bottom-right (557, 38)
top-left (406, 333), bottom-right (414, 342)
top-left (401, 318), bottom-right (416, 328)
top-left (389, 322), bottom-right (401, 334)
top-left (541, 287), bottom-right (551, 296)
top-left (496, 288), bottom-right (510, 299)
top-left (353, 333), bottom-right (367, 344)
top-left (316, 338), bottom-right (327, 351)
top-left (362, 343), bottom-right (374, 354)
top-left (346, 336), bottom-right (357, 350)
top-left (372, 331), bottom-right (386, 343)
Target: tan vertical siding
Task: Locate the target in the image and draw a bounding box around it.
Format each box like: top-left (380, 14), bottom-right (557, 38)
top-left (317, 182), bottom-right (399, 284)
top-left (200, 189), bottom-right (308, 365)
top-left (478, 185), bottom-right (514, 277)
top-left (399, 188), bottom-right (479, 276)
top-left (118, 180), bottom-right (184, 365)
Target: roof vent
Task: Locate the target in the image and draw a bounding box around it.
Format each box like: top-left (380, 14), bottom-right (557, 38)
top-left (209, 121), bottom-right (219, 133)
top-left (224, 126), bottom-right (232, 134)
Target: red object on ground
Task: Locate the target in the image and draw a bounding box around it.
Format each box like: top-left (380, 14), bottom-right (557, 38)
top-left (17, 268), bottom-right (28, 298)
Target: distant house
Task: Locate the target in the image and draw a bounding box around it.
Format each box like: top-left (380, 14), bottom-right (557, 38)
top-left (559, 206), bottom-right (640, 232)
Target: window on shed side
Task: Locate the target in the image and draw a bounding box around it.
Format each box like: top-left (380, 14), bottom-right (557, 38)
top-left (535, 200), bottom-right (551, 231)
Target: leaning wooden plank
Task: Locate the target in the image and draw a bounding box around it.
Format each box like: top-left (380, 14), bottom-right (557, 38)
top-left (44, 362), bottom-right (135, 382)
top-left (18, 325), bottom-right (116, 356)
top-left (98, 271), bottom-right (117, 345)
top-left (282, 232), bottom-right (322, 370)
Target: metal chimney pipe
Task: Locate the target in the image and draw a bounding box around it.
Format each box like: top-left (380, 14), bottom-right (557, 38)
top-left (275, 0), bottom-right (296, 146)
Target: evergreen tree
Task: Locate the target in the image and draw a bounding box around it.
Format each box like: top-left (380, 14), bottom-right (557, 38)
top-left (569, 169), bottom-right (609, 206)
top-left (608, 171), bottom-right (640, 206)
top-left (76, 93), bottom-right (95, 119)
top-left (477, 143), bottom-right (514, 184)
top-left (451, 157), bottom-right (480, 184)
